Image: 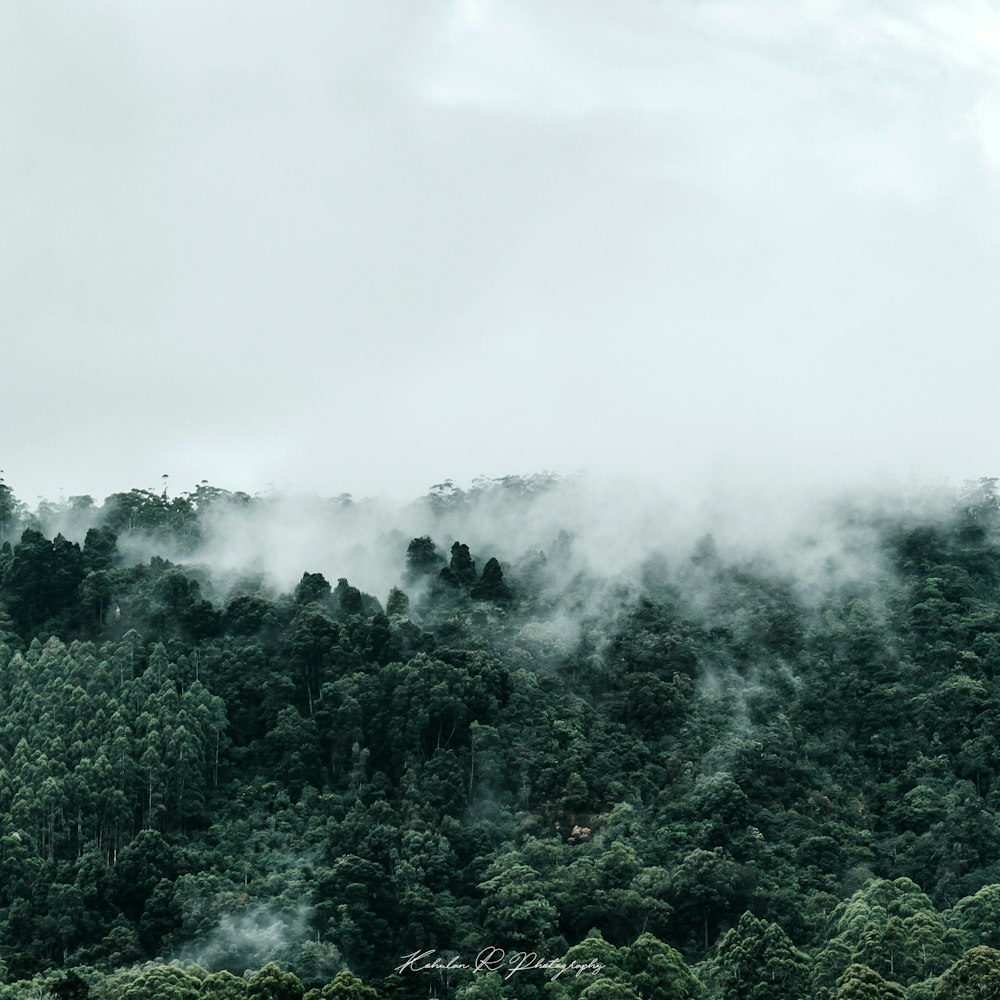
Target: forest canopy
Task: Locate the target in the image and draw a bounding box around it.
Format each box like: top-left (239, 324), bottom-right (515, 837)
top-left (2, 473), bottom-right (1000, 998)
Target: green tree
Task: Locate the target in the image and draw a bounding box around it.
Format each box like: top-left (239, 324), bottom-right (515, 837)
top-left (670, 849), bottom-right (741, 950)
top-left (709, 912), bottom-right (809, 1000)
top-left (578, 982), bottom-right (640, 1000)
top-left (622, 933), bottom-right (703, 999)
top-left (295, 572), bottom-right (332, 606)
top-left (386, 587), bottom-right (410, 616)
top-left (833, 963), bottom-right (905, 1000)
top-left (82, 525), bottom-right (119, 574)
top-left (0, 478), bottom-right (22, 542)
top-left (934, 946), bottom-right (1000, 999)
top-left (118, 964), bottom-right (204, 1000)
top-left (949, 884), bottom-right (1000, 949)
top-left (305, 970), bottom-right (378, 1000)
top-left (544, 930), bottom-right (627, 1000)
top-left (479, 860), bottom-right (559, 949)
top-left (247, 963), bottom-right (304, 1000)
top-left (471, 558), bottom-right (511, 601)
top-left (404, 537), bottom-right (444, 584)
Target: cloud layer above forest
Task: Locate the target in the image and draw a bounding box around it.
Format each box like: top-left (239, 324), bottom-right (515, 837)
top-left (2, 1), bottom-right (999, 501)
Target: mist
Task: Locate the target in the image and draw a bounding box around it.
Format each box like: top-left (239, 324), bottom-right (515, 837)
top-left (175, 903), bottom-right (343, 979)
top-left (19, 469), bottom-right (967, 634)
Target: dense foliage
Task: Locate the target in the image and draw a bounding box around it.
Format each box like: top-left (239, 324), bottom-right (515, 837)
top-left (3, 474), bottom-right (1000, 998)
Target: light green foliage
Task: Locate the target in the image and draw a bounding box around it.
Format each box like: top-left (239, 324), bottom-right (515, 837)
top-left (478, 860), bottom-right (560, 948)
top-left (545, 933), bottom-right (628, 1000)
top-left (577, 982), bottom-right (641, 1000)
top-left (455, 974), bottom-right (510, 999)
top-left (708, 912), bottom-right (809, 1000)
top-left (934, 946), bottom-right (1000, 999)
top-left (115, 963), bottom-right (207, 1000)
top-left (833, 962), bottom-right (906, 999)
top-left (203, 969), bottom-right (249, 999)
top-left (948, 885), bottom-right (1000, 950)
top-left (246, 962), bottom-right (303, 1000)
top-left (813, 879), bottom-right (962, 991)
top-left (623, 933), bottom-right (704, 1000)
top-left (302, 970), bottom-right (377, 999)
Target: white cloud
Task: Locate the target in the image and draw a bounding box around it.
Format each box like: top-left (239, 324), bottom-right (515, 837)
top-left (971, 91), bottom-right (1000, 173)
top-left (2, 1), bottom-right (1000, 504)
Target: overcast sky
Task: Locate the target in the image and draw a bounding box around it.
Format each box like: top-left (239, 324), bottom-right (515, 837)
top-left (2, 0), bottom-right (999, 506)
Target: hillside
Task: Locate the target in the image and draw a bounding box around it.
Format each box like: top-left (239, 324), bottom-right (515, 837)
top-left (2, 475), bottom-right (1000, 998)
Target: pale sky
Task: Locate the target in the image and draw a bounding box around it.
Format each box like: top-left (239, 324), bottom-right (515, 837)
top-left (2, 0), bottom-right (999, 506)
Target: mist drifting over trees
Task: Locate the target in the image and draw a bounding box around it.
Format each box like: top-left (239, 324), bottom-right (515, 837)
top-left (3, 472), bottom-right (1000, 997)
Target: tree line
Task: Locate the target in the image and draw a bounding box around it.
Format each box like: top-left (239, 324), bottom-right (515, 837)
top-left (2, 476), bottom-right (1000, 997)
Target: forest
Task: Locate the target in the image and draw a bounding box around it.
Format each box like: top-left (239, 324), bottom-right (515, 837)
top-left (2, 473), bottom-right (1000, 998)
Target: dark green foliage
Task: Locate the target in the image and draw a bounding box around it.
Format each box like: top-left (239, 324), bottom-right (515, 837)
top-left (51, 969), bottom-right (90, 999)
top-left (948, 884), bottom-right (1000, 949)
top-left (0, 480), bottom-right (22, 542)
top-left (224, 593), bottom-right (279, 637)
top-left (386, 587), bottom-right (410, 616)
top-left (295, 572), bottom-right (332, 606)
top-left (471, 558), bottom-right (511, 602)
top-left (623, 933), bottom-right (704, 999)
top-left (448, 542), bottom-right (477, 588)
top-left (405, 537), bottom-right (444, 583)
top-left (7, 478), bottom-right (1000, 997)
top-left (1, 529), bottom-right (85, 633)
top-left (333, 578), bottom-right (362, 617)
top-left (82, 526), bottom-right (119, 574)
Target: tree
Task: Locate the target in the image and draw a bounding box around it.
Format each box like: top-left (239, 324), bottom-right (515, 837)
top-left (246, 963), bottom-right (304, 1000)
top-left (670, 849), bottom-right (741, 950)
top-left (935, 946), bottom-right (1000, 999)
top-left (479, 860), bottom-right (558, 949)
top-left (0, 478), bottom-right (22, 542)
top-left (949, 884), bottom-right (1000, 950)
top-left (709, 912), bottom-right (809, 1000)
top-left (81, 525), bottom-right (119, 574)
top-left (449, 542), bottom-right (478, 588)
top-left (101, 488), bottom-right (170, 534)
top-left (1, 529), bottom-right (84, 632)
top-left (404, 537), bottom-right (444, 584)
top-left (578, 982), bottom-right (641, 1000)
top-left (622, 933), bottom-right (704, 1000)
top-left (295, 572), bottom-right (332, 606)
top-left (334, 578), bottom-right (364, 618)
top-left (305, 970), bottom-right (377, 1000)
top-left (113, 830), bottom-right (178, 921)
top-left (833, 963), bottom-right (905, 1000)
top-left (385, 587), bottom-right (409, 616)
top-left (471, 558), bottom-right (511, 602)
top-left (50, 970), bottom-right (90, 1000)
top-left (138, 878), bottom-right (182, 954)
top-left (203, 970), bottom-right (249, 999)
top-left (545, 933), bottom-right (628, 1000)
top-left (118, 964), bottom-right (205, 999)
top-left (78, 571), bottom-right (113, 630)
top-left (813, 878), bottom-right (961, 988)
top-left (289, 605), bottom-right (340, 714)
top-left (224, 594), bottom-right (279, 637)
top-left (454, 974), bottom-right (509, 999)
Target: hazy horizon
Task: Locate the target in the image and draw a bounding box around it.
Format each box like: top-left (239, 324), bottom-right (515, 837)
top-left (3, 1), bottom-right (999, 504)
